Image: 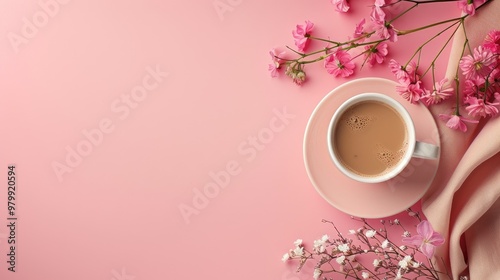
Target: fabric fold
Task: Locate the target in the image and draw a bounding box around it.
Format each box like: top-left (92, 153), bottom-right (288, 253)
top-left (422, 0), bottom-right (500, 278)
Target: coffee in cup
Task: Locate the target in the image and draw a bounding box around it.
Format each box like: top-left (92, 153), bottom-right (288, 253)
top-left (327, 93), bottom-right (439, 183)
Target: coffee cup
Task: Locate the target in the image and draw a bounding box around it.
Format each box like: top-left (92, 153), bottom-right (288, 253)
top-left (327, 93), bottom-right (439, 184)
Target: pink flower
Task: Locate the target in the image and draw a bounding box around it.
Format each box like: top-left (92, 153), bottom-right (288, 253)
top-left (457, 0), bottom-right (486, 16)
top-left (365, 42), bottom-right (389, 67)
top-left (467, 73), bottom-right (499, 98)
top-left (402, 220), bottom-right (445, 258)
top-left (459, 46), bottom-right (495, 81)
top-left (389, 59), bottom-right (418, 84)
top-left (389, 60), bottom-right (407, 81)
top-left (268, 64), bottom-right (279, 78)
top-left (463, 79), bottom-right (479, 102)
top-left (332, 0), bottom-right (350, 13)
top-left (353, 18), bottom-right (367, 41)
top-left (396, 80), bottom-right (424, 104)
top-left (268, 48), bottom-right (286, 78)
top-left (391, 60), bottom-right (422, 104)
top-left (370, 6), bottom-right (397, 42)
top-left (484, 30), bottom-right (500, 53)
top-left (370, 6), bottom-right (385, 26)
top-left (377, 24), bottom-right (398, 42)
top-left (324, 49), bottom-right (355, 78)
top-left (292, 20), bottom-right (314, 52)
top-left (465, 97), bottom-right (500, 117)
top-left (487, 68), bottom-right (500, 86)
top-left (374, 0), bottom-right (386, 7)
top-left (421, 78), bottom-right (454, 106)
top-left (439, 114), bottom-right (478, 132)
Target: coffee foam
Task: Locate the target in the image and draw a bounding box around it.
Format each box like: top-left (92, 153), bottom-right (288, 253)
top-left (375, 142), bottom-right (408, 173)
top-left (343, 114), bottom-right (375, 131)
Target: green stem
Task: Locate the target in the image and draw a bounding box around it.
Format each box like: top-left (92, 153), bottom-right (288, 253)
top-left (460, 18), bottom-right (473, 55)
top-left (421, 21), bottom-right (462, 77)
top-left (389, 3), bottom-right (419, 24)
top-left (455, 37), bottom-right (468, 116)
top-left (398, 16), bottom-right (464, 36)
top-left (281, 0), bottom-right (495, 81)
top-left (308, 36), bottom-right (340, 46)
top-left (360, 42), bottom-right (381, 68)
top-left (294, 38), bottom-right (387, 65)
top-left (285, 46), bottom-right (304, 57)
top-left (403, 0), bottom-right (461, 4)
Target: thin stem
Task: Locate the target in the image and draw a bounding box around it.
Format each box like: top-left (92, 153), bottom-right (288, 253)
top-left (389, 3), bottom-right (419, 24)
top-left (421, 21), bottom-right (462, 77)
top-left (285, 46), bottom-right (304, 56)
top-left (403, 0), bottom-right (461, 4)
top-left (282, 31), bottom-right (378, 65)
top-left (398, 16), bottom-right (464, 36)
top-left (360, 43), bottom-right (380, 69)
top-left (460, 18), bottom-right (473, 55)
top-left (455, 37), bottom-right (469, 115)
top-left (322, 219), bottom-right (348, 242)
top-left (407, 208), bottom-right (423, 222)
top-left (308, 36), bottom-right (340, 46)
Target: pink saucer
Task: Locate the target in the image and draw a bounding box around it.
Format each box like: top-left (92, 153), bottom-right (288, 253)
top-left (304, 78), bottom-right (440, 218)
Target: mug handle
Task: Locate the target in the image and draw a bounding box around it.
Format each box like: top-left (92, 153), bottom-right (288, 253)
top-left (412, 141), bottom-right (439, 159)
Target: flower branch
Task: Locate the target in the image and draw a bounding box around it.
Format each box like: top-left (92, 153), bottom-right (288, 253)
top-left (268, 0), bottom-right (498, 132)
top-left (283, 209), bottom-right (450, 280)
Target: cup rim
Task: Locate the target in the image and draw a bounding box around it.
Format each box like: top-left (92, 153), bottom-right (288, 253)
top-left (327, 93), bottom-right (416, 184)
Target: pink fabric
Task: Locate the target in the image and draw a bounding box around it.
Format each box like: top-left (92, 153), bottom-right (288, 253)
top-left (423, 0), bottom-right (500, 278)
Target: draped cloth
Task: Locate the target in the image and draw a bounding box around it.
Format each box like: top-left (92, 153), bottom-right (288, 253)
top-left (422, 0), bottom-right (500, 279)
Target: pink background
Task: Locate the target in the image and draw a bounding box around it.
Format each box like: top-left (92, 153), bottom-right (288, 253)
top-left (0, 1), bottom-right (457, 279)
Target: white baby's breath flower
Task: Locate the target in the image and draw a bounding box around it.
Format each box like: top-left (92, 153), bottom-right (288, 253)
top-left (398, 255), bottom-right (412, 269)
top-left (313, 235), bottom-right (329, 253)
top-left (365, 229), bottom-right (377, 238)
top-left (393, 219), bottom-right (400, 225)
top-left (399, 245), bottom-right (407, 250)
top-left (321, 234), bottom-right (329, 242)
top-left (336, 255), bottom-right (346, 264)
top-left (413, 262), bottom-right (420, 268)
top-left (313, 239), bottom-right (326, 253)
top-left (381, 239), bottom-right (389, 248)
top-left (338, 243), bottom-right (349, 253)
top-left (398, 259), bottom-right (408, 269)
top-left (362, 271), bottom-right (370, 279)
top-left (349, 229), bottom-right (356, 234)
top-left (403, 231), bottom-right (410, 237)
top-left (396, 268), bottom-right (403, 279)
top-left (373, 259), bottom-right (380, 267)
top-left (281, 253), bottom-right (290, 262)
top-left (293, 246), bottom-right (304, 257)
top-left (313, 268), bottom-right (322, 280)
top-left (294, 239), bottom-right (303, 247)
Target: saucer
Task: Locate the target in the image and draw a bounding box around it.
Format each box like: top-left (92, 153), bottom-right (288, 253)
top-left (303, 77), bottom-right (440, 218)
